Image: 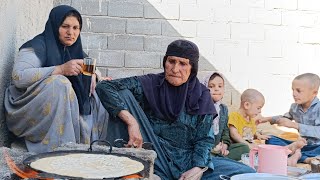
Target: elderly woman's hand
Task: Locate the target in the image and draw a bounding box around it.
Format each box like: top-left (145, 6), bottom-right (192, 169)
top-left (99, 76), bottom-right (112, 81)
top-left (127, 122), bottom-right (143, 148)
top-left (179, 167), bottom-right (203, 180)
top-left (118, 110), bottom-right (143, 148)
top-left (90, 76), bottom-right (112, 96)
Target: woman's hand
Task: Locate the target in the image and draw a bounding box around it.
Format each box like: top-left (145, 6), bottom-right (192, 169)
top-left (53, 59), bottom-right (83, 76)
top-left (127, 122), bottom-right (143, 148)
top-left (118, 110), bottom-right (143, 148)
top-left (99, 76), bottom-right (113, 81)
top-left (179, 167), bottom-right (203, 180)
top-left (90, 74), bottom-right (97, 97)
top-left (90, 75), bottom-right (112, 96)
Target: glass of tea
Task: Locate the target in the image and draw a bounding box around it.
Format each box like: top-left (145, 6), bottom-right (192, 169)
top-left (83, 57), bottom-right (96, 76)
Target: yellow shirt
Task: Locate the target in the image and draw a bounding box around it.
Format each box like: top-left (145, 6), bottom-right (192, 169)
top-left (228, 112), bottom-right (256, 142)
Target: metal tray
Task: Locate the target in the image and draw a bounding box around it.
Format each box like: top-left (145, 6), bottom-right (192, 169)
top-left (23, 140), bottom-right (149, 179)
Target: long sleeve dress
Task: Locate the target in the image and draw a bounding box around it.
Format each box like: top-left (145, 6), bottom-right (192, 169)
top-left (4, 48), bottom-right (108, 153)
top-left (96, 76), bottom-right (214, 179)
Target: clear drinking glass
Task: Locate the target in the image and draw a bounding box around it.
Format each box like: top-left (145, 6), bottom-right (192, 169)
top-left (82, 57), bottom-right (96, 76)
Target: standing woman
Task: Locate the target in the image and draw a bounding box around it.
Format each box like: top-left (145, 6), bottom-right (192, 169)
top-left (4, 5), bottom-right (109, 153)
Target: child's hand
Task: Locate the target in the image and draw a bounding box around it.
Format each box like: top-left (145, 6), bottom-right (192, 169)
top-left (257, 134), bottom-right (270, 140)
top-left (220, 142), bottom-right (229, 156)
top-left (259, 117), bottom-right (270, 124)
top-left (248, 143), bottom-right (258, 150)
top-left (253, 114), bottom-right (267, 125)
top-left (212, 142), bottom-right (222, 154)
top-left (253, 113), bottom-right (263, 121)
top-left (277, 117), bottom-right (298, 129)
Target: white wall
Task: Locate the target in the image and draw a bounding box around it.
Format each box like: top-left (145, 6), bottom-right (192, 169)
top-left (71, 0), bottom-right (320, 116)
top-left (151, 0), bottom-right (320, 115)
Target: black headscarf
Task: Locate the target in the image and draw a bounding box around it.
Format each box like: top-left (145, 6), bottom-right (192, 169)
top-left (19, 5), bottom-right (91, 115)
top-left (138, 40), bottom-right (216, 122)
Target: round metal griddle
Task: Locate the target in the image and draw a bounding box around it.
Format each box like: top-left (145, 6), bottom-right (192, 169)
top-left (23, 140), bottom-right (149, 179)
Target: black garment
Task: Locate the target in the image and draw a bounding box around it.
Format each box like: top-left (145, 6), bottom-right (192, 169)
top-left (138, 73), bottom-right (216, 122)
top-left (104, 89), bottom-right (175, 179)
top-left (19, 5), bottom-right (91, 115)
top-left (138, 40), bottom-right (216, 122)
top-left (164, 39), bottom-right (199, 75)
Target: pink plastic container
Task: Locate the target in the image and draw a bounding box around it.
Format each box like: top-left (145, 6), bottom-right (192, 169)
top-left (249, 144), bottom-right (291, 175)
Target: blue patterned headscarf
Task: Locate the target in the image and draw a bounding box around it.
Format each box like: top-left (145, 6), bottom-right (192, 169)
top-left (20, 5), bottom-right (91, 115)
top-left (138, 40), bottom-right (217, 122)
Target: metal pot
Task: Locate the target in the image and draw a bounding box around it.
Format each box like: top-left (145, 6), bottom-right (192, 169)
top-left (23, 140), bottom-right (149, 179)
top-left (220, 173), bottom-right (298, 180)
top-left (299, 173), bottom-right (320, 180)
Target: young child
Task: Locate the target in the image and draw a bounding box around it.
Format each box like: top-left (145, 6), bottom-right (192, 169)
top-left (229, 89), bottom-right (306, 166)
top-left (260, 73), bottom-right (320, 165)
top-left (228, 89), bottom-right (270, 151)
top-left (203, 72), bottom-right (249, 161)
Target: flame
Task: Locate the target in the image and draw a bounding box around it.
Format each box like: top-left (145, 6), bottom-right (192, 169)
top-left (3, 149), bottom-right (52, 180)
top-left (122, 174), bottom-right (143, 179)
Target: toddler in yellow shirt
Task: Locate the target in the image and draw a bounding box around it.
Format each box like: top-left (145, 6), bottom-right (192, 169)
top-left (228, 89), bottom-right (270, 150)
top-left (229, 88), bottom-right (306, 166)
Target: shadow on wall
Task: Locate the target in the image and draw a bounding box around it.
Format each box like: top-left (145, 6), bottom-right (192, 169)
top-left (0, 0), bottom-right (243, 147)
top-left (54, 0), bottom-right (242, 111)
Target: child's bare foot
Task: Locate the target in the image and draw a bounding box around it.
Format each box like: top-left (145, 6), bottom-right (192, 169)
top-left (287, 149), bottom-right (301, 167)
top-left (287, 138), bottom-right (307, 154)
top-left (304, 157), bottom-right (315, 164)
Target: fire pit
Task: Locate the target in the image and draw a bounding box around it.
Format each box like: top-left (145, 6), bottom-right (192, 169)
top-left (1, 142), bottom-right (156, 179)
top-left (0, 147), bottom-right (35, 179)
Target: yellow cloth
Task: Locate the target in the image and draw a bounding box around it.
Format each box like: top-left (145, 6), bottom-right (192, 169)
top-left (279, 132), bottom-right (299, 141)
top-left (228, 112), bottom-right (256, 142)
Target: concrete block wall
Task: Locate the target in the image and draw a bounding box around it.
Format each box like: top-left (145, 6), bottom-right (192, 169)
top-left (2, 0), bottom-right (320, 146)
top-left (58, 0), bottom-right (320, 115)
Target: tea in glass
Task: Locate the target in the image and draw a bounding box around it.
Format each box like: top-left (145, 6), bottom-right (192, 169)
top-left (83, 57), bottom-right (96, 76)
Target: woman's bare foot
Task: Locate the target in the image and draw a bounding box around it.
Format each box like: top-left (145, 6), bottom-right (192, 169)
top-left (287, 149), bottom-right (301, 167)
top-left (287, 138), bottom-right (307, 154)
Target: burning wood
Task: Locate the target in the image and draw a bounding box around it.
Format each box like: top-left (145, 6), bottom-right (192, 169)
top-left (1, 143), bottom-right (156, 179)
top-left (3, 149), bottom-right (52, 180)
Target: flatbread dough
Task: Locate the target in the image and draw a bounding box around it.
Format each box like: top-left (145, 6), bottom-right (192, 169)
top-left (30, 153), bottom-right (144, 179)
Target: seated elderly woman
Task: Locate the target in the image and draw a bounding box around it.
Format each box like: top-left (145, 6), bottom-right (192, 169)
top-left (96, 40), bottom-right (255, 179)
top-left (4, 5), bottom-right (109, 153)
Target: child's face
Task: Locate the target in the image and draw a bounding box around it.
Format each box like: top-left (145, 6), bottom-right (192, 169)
top-left (292, 79), bottom-right (317, 106)
top-left (244, 97), bottom-right (264, 119)
top-left (208, 76), bottom-right (225, 102)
